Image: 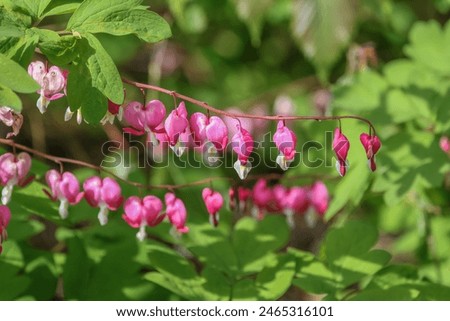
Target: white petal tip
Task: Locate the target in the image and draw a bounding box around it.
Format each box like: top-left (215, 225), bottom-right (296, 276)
top-left (276, 154), bottom-right (292, 171)
top-left (64, 107), bottom-right (74, 121)
top-left (234, 160), bottom-right (251, 180)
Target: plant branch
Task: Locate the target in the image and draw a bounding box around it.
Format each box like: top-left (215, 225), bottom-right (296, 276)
top-left (0, 138), bottom-right (331, 192)
top-left (122, 78), bottom-right (377, 135)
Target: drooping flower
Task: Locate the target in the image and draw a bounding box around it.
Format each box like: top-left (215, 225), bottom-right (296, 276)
top-left (440, 136), bottom-right (450, 154)
top-left (202, 188), bottom-right (224, 227)
top-left (275, 186), bottom-right (309, 228)
top-left (332, 128), bottom-right (350, 176)
top-left (83, 176), bottom-right (123, 225)
top-left (0, 205), bottom-right (11, 255)
top-left (232, 123), bottom-right (254, 179)
top-left (28, 61), bottom-right (67, 113)
top-left (123, 100), bottom-right (166, 145)
top-left (273, 120), bottom-right (297, 170)
top-left (360, 133), bottom-right (381, 171)
top-left (45, 170), bottom-right (84, 219)
top-left (101, 96), bottom-right (125, 125)
top-left (164, 102), bottom-right (189, 156)
top-left (190, 113), bottom-right (228, 164)
top-left (165, 193), bottom-right (189, 234)
top-left (0, 106), bottom-right (23, 138)
top-left (64, 107), bottom-right (83, 125)
top-left (0, 152), bottom-right (31, 204)
top-left (122, 195), bottom-right (164, 241)
top-left (252, 179), bottom-right (277, 220)
top-left (309, 181), bottom-right (329, 217)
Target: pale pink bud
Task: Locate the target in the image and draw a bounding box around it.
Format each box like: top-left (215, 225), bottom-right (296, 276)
top-left (0, 205), bottom-right (11, 255)
top-left (360, 133), bottom-right (381, 171)
top-left (223, 108), bottom-right (254, 137)
top-left (165, 193), bottom-right (189, 234)
top-left (190, 113), bottom-right (228, 151)
top-left (332, 128), bottom-right (350, 176)
top-left (45, 170), bottom-right (84, 219)
top-left (274, 95), bottom-right (295, 116)
top-left (202, 188), bottom-right (224, 227)
top-left (83, 176), bottom-right (123, 225)
top-left (273, 120), bottom-right (297, 170)
top-left (0, 152), bottom-right (31, 204)
top-left (123, 195), bottom-right (164, 241)
top-left (232, 124), bottom-right (254, 179)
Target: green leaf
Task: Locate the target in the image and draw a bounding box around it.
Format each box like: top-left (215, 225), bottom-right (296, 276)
top-left (232, 216), bottom-right (290, 274)
top-left (404, 20), bottom-right (450, 75)
top-left (0, 8), bottom-right (26, 37)
top-left (325, 162), bottom-right (370, 221)
top-left (0, 30), bottom-right (39, 67)
top-left (231, 0), bottom-right (273, 46)
top-left (67, 0), bottom-right (171, 43)
top-left (9, 0), bottom-right (52, 20)
top-left (42, 0), bottom-right (82, 17)
top-left (332, 70), bottom-right (388, 112)
top-left (66, 68), bottom-right (107, 124)
top-left (79, 33), bottom-right (124, 104)
top-left (291, 0), bottom-right (358, 81)
top-left (63, 236), bottom-right (92, 300)
top-left (39, 35), bottom-right (78, 66)
top-left (256, 254), bottom-right (296, 300)
top-left (0, 53), bottom-right (40, 93)
top-left (0, 86), bottom-right (22, 110)
top-left (289, 248), bottom-right (338, 294)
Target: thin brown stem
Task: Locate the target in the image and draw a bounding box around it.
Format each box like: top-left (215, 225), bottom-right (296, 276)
top-left (122, 78), bottom-right (377, 135)
top-left (0, 138), bottom-right (330, 191)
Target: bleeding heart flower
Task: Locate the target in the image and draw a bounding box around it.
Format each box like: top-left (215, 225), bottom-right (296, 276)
top-left (83, 176), bottom-right (123, 225)
top-left (309, 181), bottom-right (329, 216)
top-left (360, 133), bottom-right (381, 171)
top-left (273, 120), bottom-right (297, 170)
top-left (164, 102), bottom-right (189, 156)
top-left (251, 179), bottom-right (276, 220)
top-left (101, 98), bottom-right (124, 125)
top-left (232, 123), bottom-right (254, 179)
top-left (28, 61), bottom-right (67, 113)
top-left (0, 106), bottom-right (23, 138)
top-left (332, 128), bottom-right (350, 176)
top-left (123, 100), bottom-right (166, 145)
top-left (122, 195), bottom-right (164, 241)
top-left (0, 205), bottom-right (11, 255)
top-left (45, 170), bottom-right (84, 219)
top-left (439, 136), bottom-right (450, 154)
top-left (202, 188), bottom-right (224, 227)
top-left (165, 193), bottom-right (189, 234)
top-left (0, 152), bottom-right (31, 204)
top-left (190, 113), bottom-right (228, 163)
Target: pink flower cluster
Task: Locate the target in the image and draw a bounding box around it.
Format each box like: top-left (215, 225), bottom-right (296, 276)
top-left (229, 179), bottom-right (329, 228)
top-left (123, 99), bottom-right (302, 179)
top-left (332, 128), bottom-right (381, 176)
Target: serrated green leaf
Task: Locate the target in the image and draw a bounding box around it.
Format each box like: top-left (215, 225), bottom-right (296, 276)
top-left (0, 86), bottom-right (22, 110)
top-left (0, 53), bottom-right (39, 93)
top-left (0, 30), bottom-right (39, 67)
top-left (0, 8), bottom-right (26, 37)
